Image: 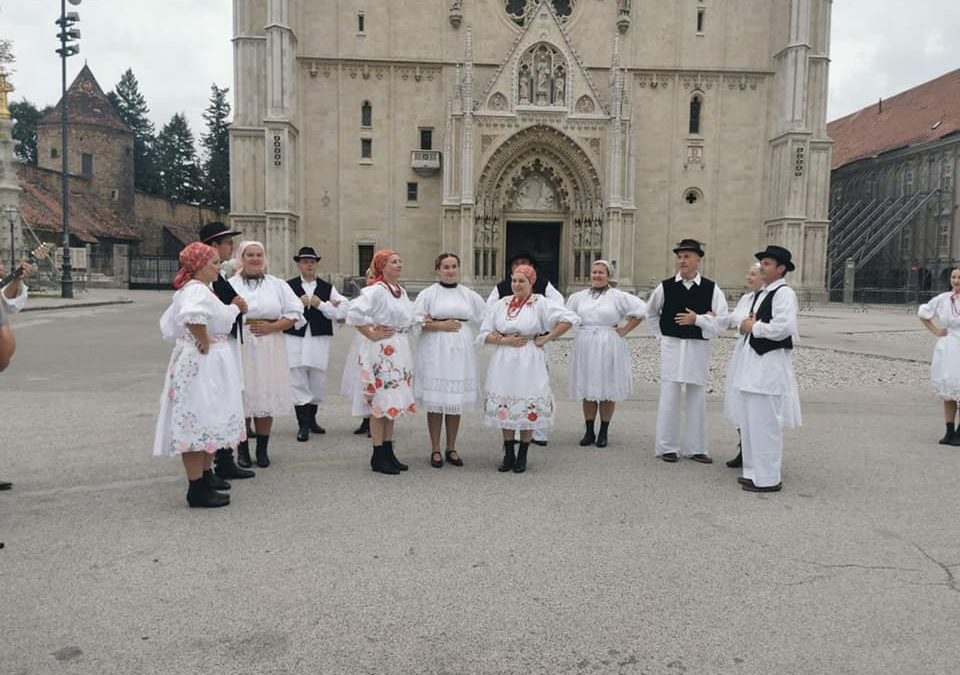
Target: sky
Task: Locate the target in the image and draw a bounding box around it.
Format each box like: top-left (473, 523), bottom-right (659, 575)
top-left (1, 0), bottom-right (959, 136)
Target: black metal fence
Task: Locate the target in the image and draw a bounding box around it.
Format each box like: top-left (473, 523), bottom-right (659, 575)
top-left (129, 256), bottom-right (180, 290)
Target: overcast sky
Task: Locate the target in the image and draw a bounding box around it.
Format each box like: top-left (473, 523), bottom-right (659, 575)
top-left (2, 1), bottom-right (959, 136)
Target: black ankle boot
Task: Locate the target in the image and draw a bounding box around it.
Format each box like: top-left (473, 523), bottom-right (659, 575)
top-left (236, 439), bottom-right (253, 468)
top-left (498, 441), bottom-right (517, 472)
top-left (354, 417), bottom-right (370, 435)
top-left (255, 435), bottom-right (271, 468)
top-left (940, 422), bottom-right (957, 445)
top-left (596, 421), bottom-right (609, 448)
top-left (513, 442), bottom-right (530, 473)
top-left (383, 440), bottom-right (408, 471)
top-left (307, 404), bottom-right (326, 434)
top-left (371, 445), bottom-right (400, 475)
top-left (203, 469), bottom-right (230, 491)
top-left (726, 449), bottom-right (743, 468)
top-left (214, 448), bottom-right (255, 479)
top-left (579, 420), bottom-right (596, 446)
top-left (295, 405), bottom-right (310, 442)
top-left (186, 477), bottom-right (230, 508)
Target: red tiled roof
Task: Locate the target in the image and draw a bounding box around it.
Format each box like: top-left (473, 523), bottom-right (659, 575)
top-left (828, 68), bottom-right (960, 170)
top-left (165, 223), bottom-right (200, 246)
top-left (38, 65), bottom-right (131, 135)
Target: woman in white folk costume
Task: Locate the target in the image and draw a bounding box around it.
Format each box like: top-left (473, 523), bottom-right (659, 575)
top-left (229, 241), bottom-right (304, 468)
top-left (154, 243), bottom-right (248, 508)
top-left (918, 267), bottom-right (960, 446)
top-left (413, 253), bottom-right (487, 468)
top-left (284, 246), bottom-right (349, 442)
top-left (733, 246), bottom-right (801, 493)
top-left (479, 264), bottom-right (579, 473)
top-left (566, 260), bottom-right (646, 448)
top-left (347, 250), bottom-right (417, 475)
top-left (341, 267), bottom-right (375, 437)
top-left (720, 262), bottom-right (765, 468)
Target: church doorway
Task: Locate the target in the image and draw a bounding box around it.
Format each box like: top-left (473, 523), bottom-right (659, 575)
top-left (505, 221), bottom-right (562, 288)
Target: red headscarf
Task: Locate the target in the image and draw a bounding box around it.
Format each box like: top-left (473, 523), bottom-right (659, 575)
top-left (368, 249), bottom-right (398, 286)
top-left (173, 242), bottom-right (216, 290)
top-left (512, 263), bottom-right (537, 288)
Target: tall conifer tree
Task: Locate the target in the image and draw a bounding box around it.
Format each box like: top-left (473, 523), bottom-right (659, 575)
top-left (200, 84), bottom-right (231, 213)
top-left (155, 113), bottom-right (200, 203)
top-left (107, 69), bottom-right (160, 193)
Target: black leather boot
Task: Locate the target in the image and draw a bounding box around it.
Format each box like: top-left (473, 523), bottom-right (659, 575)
top-left (383, 440), bottom-right (408, 471)
top-left (186, 477), bottom-right (230, 508)
top-left (371, 445), bottom-right (400, 475)
top-left (307, 404), bottom-right (326, 434)
top-left (513, 442), bottom-right (530, 473)
top-left (579, 420), bottom-right (596, 446)
top-left (353, 417), bottom-right (370, 435)
top-left (236, 439), bottom-right (254, 468)
top-left (498, 441), bottom-right (517, 472)
top-left (214, 448), bottom-right (255, 479)
top-left (255, 435), bottom-right (271, 468)
top-left (726, 439), bottom-right (743, 467)
top-left (295, 405), bottom-right (310, 442)
top-left (596, 421), bottom-right (610, 448)
top-left (203, 469), bottom-right (230, 491)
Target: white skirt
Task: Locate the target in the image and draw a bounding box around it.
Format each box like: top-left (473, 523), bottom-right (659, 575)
top-left (482, 343), bottom-right (555, 431)
top-left (569, 326), bottom-right (633, 402)
top-left (352, 334), bottom-right (417, 420)
top-left (414, 326), bottom-right (479, 415)
top-left (340, 332), bottom-right (364, 400)
top-left (240, 329), bottom-right (293, 418)
top-left (931, 335), bottom-right (960, 401)
top-left (153, 335), bottom-right (247, 457)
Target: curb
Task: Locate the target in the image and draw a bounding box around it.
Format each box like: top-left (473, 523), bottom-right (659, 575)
top-left (21, 299), bottom-right (134, 313)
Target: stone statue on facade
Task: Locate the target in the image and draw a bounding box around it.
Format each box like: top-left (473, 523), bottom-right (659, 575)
top-left (0, 74), bottom-right (13, 120)
top-left (553, 67), bottom-right (565, 106)
top-left (535, 53), bottom-right (550, 105)
top-left (518, 64), bottom-right (531, 104)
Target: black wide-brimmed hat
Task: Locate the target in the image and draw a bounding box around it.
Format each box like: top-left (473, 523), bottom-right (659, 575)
top-left (293, 246), bottom-right (321, 262)
top-left (199, 221), bottom-right (242, 244)
top-left (755, 245), bottom-right (795, 272)
top-left (508, 250), bottom-right (538, 268)
top-left (673, 238), bottom-right (705, 257)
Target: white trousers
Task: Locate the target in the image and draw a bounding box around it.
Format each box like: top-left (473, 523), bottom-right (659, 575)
top-left (655, 381), bottom-right (708, 456)
top-left (290, 366), bottom-right (327, 406)
top-left (740, 391), bottom-right (783, 487)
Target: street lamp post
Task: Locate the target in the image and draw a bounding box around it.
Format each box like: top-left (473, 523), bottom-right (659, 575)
top-left (55, 0), bottom-right (81, 298)
top-left (2, 204), bottom-right (18, 269)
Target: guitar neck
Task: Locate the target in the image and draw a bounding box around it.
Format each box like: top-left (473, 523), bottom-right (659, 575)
top-left (0, 267), bottom-right (23, 289)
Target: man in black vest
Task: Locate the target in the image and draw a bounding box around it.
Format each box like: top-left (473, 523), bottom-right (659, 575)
top-left (284, 246), bottom-right (349, 442)
top-left (734, 245), bottom-right (800, 493)
top-left (199, 222), bottom-right (256, 481)
top-left (646, 238), bottom-right (728, 463)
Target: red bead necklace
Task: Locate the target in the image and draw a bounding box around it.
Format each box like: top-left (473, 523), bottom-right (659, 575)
top-left (379, 280), bottom-right (403, 299)
top-left (506, 294), bottom-right (529, 320)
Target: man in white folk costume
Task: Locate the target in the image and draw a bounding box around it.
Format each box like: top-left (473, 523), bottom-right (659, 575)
top-left (734, 245), bottom-right (801, 493)
top-left (647, 238), bottom-right (728, 464)
top-left (284, 246), bottom-right (349, 442)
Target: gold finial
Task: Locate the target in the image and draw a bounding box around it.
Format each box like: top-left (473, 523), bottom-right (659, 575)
top-left (0, 74), bottom-right (13, 120)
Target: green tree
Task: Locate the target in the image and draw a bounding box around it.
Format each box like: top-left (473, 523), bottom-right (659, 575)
top-left (200, 83), bottom-right (231, 212)
top-left (155, 113), bottom-right (200, 203)
top-left (10, 101), bottom-right (51, 165)
top-left (107, 69), bottom-right (160, 193)
top-left (0, 37), bottom-right (14, 76)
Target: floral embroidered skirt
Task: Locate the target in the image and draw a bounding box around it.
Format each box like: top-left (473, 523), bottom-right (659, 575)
top-left (352, 334), bottom-right (417, 420)
top-left (482, 343), bottom-right (555, 431)
top-left (153, 335), bottom-right (247, 457)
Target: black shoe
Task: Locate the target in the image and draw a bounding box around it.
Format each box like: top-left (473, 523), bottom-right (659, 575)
top-left (726, 450), bottom-right (743, 468)
top-left (689, 454), bottom-right (713, 464)
top-left (236, 439), bottom-right (254, 469)
top-left (354, 418), bottom-right (371, 435)
top-left (186, 478), bottom-right (230, 508)
top-left (940, 422), bottom-right (957, 445)
top-left (203, 469), bottom-right (230, 491)
top-left (383, 441), bottom-right (408, 471)
top-left (742, 482), bottom-right (782, 493)
top-left (660, 452), bottom-right (679, 463)
top-left (307, 404), bottom-right (326, 434)
top-left (498, 441), bottom-right (516, 472)
top-left (445, 450), bottom-right (463, 467)
top-left (513, 442), bottom-right (530, 473)
top-left (0, 480), bottom-right (11, 491)
top-left (531, 439), bottom-right (548, 447)
top-left (596, 421), bottom-right (609, 448)
top-left (737, 477), bottom-right (754, 486)
top-left (371, 445), bottom-right (400, 475)
top-left (949, 433), bottom-right (960, 447)
top-left (295, 405), bottom-right (310, 442)
top-left (579, 420), bottom-right (596, 446)
top-left (255, 435), bottom-right (271, 468)
top-left (431, 451), bottom-right (443, 468)
top-left (215, 448), bottom-right (255, 479)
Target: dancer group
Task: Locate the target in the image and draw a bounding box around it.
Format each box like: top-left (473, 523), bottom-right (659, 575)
top-left (154, 225), bottom-right (803, 507)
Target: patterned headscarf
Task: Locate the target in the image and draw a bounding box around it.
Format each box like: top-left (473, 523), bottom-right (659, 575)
top-left (173, 242), bottom-right (216, 290)
top-left (512, 264), bottom-right (537, 287)
top-left (233, 240), bottom-right (266, 278)
top-left (369, 249), bottom-right (398, 285)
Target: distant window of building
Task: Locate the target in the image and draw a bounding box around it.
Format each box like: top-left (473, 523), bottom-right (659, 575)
top-left (684, 188), bottom-right (703, 205)
top-left (361, 101), bottom-right (372, 128)
top-left (357, 12), bottom-right (365, 33)
top-left (361, 138), bottom-right (372, 159)
top-left (904, 168), bottom-right (915, 195)
top-left (697, 8), bottom-right (706, 33)
top-left (943, 157), bottom-right (954, 194)
top-left (938, 220), bottom-right (950, 253)
top-left (689, 95), bottom-right (702, 135)
top-left (407, 182), bottom-right (418, 202)
top-left (50, 148), bottom-right (58, 159)
top-left (901, 226), bottom-right (912, 255)
top-left (81, 153), bottom-right (93, 177)
top-left (419, 128), bottom-right (433, 151)
top-left (358, 244), bottom-right (374, 276)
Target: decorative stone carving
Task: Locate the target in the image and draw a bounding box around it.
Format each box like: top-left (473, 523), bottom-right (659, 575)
top-left (617, 0), bottom-right (631, 33)
top-left (505, 0), bottom-right (574, 27)
top-left (449, 0), bottom-right (462, 28)
top-left (489, 92), bottom-right (509, 111)
top-left (553, 66), bottom-right (565, 105)
top-left (588, 137), bottom-right (601, 155)
top-left (575, 95), bottom-right (595, 114)
top-left (514, 174), bottom-right (558, 211)
top-left (481, 134), bottom-right (497, 153)
top-left (518, 43), bottom-right (567, 108)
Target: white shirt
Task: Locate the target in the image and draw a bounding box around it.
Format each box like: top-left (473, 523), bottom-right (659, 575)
top-left (346, 282), bottom-right (416, 330)
top-left (919, 291), bottom-right (960, 336)
top-left (566, 287), bottom-right (647, 328)
top-left (487, 280), bottom-right (564, 308)
top-left (1, 283), bottom-right (27, 314)
top-left (646, 272), bottom-right (728, 385)
top-left (413, 283), bottom-right (487, 326)
top-left (733, 278), bottom-right (799, 395)
top-left (285, 276), bottom-right (350, 370)
top-left (477, 293), bottom-right (580, 343)
top-left (159, 281), bottom-right (241, 343)
top-left (228, 274), bottom-right (304, 325)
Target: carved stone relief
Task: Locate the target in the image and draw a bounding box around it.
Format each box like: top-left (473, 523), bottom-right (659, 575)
top-left (488, 92), bottom-right (509, 111)
top-left (517, 43), bottom-right (567, 108)
top-left (513, 174), bottom-right (558, 211)
top-left (575, 95), bottom-right (595, 113)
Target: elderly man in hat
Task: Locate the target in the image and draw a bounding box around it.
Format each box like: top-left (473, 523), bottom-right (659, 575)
top-left (285, 246), bottom-right (350, 442)
top-left (733, 245), bottom-right (801, 493)
top-left (198, 221), bottom-right (256, 482)
top-left (646, 238), bottom-right (728, 463)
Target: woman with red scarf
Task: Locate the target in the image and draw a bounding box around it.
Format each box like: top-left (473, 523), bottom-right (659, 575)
top-left (346, 250), bottom-right (417, 474)
top-left (154, 243), bottom-right (248, 508)
top-left (478, 264), bottom-right (579, 473)
top-left (919, 267), bottom-right (960, 445)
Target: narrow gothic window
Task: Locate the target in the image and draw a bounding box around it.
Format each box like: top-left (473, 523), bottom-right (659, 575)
top-left (82, 153), bottom-right (93, 177)
top-left (689, 95), bottom-right (702, 135)
top-left (361, 101), bottom-right (372, 127)
top-left (419, 128), bottom-right (433, 150)
top-left (357, 12), bottom-right (365, 33)
top-left (361, 138), bottom-right (372, 159)
top-left (358, 244), bottom-right (374, 276)
top-left (697, 8), bottom-right (705, 32)
top-left (407, 182), bottom-right (418, 202)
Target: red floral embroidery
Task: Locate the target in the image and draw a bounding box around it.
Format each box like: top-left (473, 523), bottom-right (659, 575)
top-left (387, 407), bottom-right (401, 418)
top-left (527, 412), bottom-right (538, 422)
top-left (383, 345), bottom-right (395, 357)
top-left (366, 384), bottom-right (376, 394)
top-left (375, 377), bottom-right (384, 389)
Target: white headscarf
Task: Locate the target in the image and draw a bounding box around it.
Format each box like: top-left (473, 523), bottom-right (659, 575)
top-left (233, 240), bottom-right (266, 278)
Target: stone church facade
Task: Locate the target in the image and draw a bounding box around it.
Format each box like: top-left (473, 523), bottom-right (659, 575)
top-left (230, 0), bottom-right (832, 292)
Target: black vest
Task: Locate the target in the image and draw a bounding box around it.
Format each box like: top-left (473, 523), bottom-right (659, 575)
top-left (496, 276), bottom-right (549, 299)
top-left (658, 276), bottom-right (715, 340)
top-left (212, 273), bottom-right (242, 341)
top-left (747, 285), bottom-right (794, 355)
top-left (284, 276), bottom-right (334, 338)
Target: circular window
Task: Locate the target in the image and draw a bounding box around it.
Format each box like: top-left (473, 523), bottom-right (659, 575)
top-left (505, 0), bottom-right (574, 26)
top-left (684, 188), bottom-right (703, 205)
